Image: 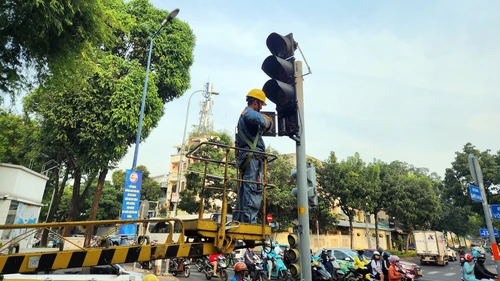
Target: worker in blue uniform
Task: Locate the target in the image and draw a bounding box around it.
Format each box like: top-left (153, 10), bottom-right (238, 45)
top-left (235, 89), bottom-right (273, 223)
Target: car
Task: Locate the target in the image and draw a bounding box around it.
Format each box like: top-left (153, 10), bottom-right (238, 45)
top-left (446, 247), bottom-right (457, 261)
top-left (361, 248), bottom-right (422, 279)
top-left (3, 264), bottom-right (144, 281)
top-left (315, 248), bottom-right (358, 270)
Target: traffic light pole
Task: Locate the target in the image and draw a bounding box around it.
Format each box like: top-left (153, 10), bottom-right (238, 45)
top-left (294, 61), bottom-right (312, 281)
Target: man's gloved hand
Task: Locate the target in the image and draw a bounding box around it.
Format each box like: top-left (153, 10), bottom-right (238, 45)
top-left (262, 114), bottom-right (274, 131)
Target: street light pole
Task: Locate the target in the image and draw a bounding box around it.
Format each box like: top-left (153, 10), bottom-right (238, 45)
top-left (132, 8), bottom-right (180, 169)
top-left (171, 89), bottom-right (219, 216)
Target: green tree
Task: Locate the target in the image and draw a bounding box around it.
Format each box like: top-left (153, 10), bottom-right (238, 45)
top-left (23, 1), bottom-right (195, 243)
top-left (1, 0), bottom-right (123, 101)
top-left (0, 109), bottom-right (39, 164)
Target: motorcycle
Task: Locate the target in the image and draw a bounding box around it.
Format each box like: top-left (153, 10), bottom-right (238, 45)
top-left (459, 254), bottom-right (465, 266)
top-left (311, 258), bottom-right (332, 281)
top-left (329, 258), bottom-right (345, 281)
top-left (202, 255), bottom-right (228, 281)
top-left (267, 254), bottom-right (290, 280)
top-left (246, 258), bottom-right (268, 281)
top-left (396, 266), bottom-right (414, 281)
top-left (196, 256), bottom-right (208, 272)
top-left (169, 258), bottom-right (191, 278)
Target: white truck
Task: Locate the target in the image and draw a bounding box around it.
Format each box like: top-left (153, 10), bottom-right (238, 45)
top-left (414, 230), bottom-right (449, 266)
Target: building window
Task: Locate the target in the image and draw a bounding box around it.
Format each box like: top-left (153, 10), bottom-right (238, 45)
top-left (172, 184), bottom-right (177, 193)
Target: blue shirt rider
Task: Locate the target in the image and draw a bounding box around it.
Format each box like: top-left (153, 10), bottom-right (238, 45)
top-left (235, 89), bottom-right (272, 224)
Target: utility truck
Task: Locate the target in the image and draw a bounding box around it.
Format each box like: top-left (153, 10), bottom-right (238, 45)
top-left (414, 230), bottom-right (449, 266)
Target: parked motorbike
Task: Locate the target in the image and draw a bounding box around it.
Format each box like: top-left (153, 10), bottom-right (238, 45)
top-left (202, 255), bottom-right (228, 281)
top-left (169, 258), bottom-right (191, 278)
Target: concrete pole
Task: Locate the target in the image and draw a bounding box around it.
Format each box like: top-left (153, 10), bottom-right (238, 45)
top-left (294, 61), bottom-right (312, 281)
top-left (469, 154), bottom-right (500, 276)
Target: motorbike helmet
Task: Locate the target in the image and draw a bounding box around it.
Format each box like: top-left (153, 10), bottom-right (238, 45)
top-left (477, 254), bottom-right (486, 264)
top-left (234, 262), bottom-right (247, 272)
top-left (357, 246), bottom-right (364, 255)
top-left (373, 251), bottom-right (380, 256)
top-left (465, 253), bottom-right (473, 261)
top-left (390, 255), bottom-right (400, 263)
top-left (143, 274), bottom-right (159, 281)
top-left (382, 251), bottom-right (391, 260)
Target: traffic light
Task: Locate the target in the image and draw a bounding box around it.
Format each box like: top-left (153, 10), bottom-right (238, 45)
top-left (287, 233), bottom-right (301, 279)
top-left (307, 165), bottom-right (318, 207)
top-left (261, 32), bottom-right (298, 137)
top-left (291, 164), bottom-right (318, 207)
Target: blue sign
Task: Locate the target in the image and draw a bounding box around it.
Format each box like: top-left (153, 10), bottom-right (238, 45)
top-left (491, 204), bottom-right (500, 220)
top-left (469, 184), bottom-right (482, 202)
top-left (479, 228), bottom-right (499, 238)
top-left (118, 169), bottom-right (143, 235)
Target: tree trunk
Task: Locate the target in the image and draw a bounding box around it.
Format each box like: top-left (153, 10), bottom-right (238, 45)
top-left (84, 168), bottom-right (108, 247)
top-left (374, 210), bottom-right (380, 249)
top-left (349, 216), bottom-right (354, 249)
top-left (63, 168), bottom-right (81, 237)
top-left (405, 231), bottom-right (412, 254)
top-left (41, 167), bottom-right (69, 246)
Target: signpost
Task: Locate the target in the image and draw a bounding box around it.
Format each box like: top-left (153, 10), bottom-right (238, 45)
top-left (468, 154), bottom-right (500, 275)
top-left (491, 204), bottom-right (500, 220)
top-left (479, 228), bottom-right (499, 238)
top-left (469, 184), bottom-right (482, 202)
top-left (118, 169), bottom-right (143, 235)
top-left (267, 213), bottom-right (273, 224)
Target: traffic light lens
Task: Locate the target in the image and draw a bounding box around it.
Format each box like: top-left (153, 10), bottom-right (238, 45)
top-left (262, 80), bottom-right (295, 106)
top-left (266, 32), bottom-right (294, 58)
top-left (261, 56), bottom-right (294, 82)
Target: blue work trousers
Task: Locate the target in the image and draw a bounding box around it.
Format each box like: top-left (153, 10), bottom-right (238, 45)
top-left (236, 153), bottom-right (263, 223)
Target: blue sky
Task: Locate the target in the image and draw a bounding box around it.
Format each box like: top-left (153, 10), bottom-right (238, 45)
top-left (115, 0), bottom-right (500, 178)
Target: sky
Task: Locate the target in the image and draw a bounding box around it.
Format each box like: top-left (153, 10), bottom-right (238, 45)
top-left (115, 0), bottom-right (500, 179)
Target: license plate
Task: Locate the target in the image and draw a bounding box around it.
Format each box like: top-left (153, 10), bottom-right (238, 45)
top-left (417, 270), bottom-right (421, 275)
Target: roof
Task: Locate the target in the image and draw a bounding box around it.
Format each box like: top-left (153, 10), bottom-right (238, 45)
top-left (335, 220), bottom-right (392, 231)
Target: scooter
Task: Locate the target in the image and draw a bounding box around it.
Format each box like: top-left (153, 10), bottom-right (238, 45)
top-left (459, 254), bottom-right (465, 266)
top-left (169, 258), bottom-right (191, 278)
top-left (311, 259), bottom-right (332, 281)
top-left (203, 255), bottom-right (228, 281)
top-left (267, 254), bottom-right (290, 280)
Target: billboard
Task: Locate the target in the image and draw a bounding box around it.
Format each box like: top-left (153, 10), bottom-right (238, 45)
top-left (118, 169), bottom-right (143, 235)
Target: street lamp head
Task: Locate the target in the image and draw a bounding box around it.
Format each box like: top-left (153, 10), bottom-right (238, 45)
top-left (210, 91), bottom-right (220, 96)
top-left (167, 8), bottom-right (180, 22)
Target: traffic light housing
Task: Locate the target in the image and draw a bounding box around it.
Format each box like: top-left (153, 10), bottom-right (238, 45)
top-left (287, 233), bottom-right (301, 279)
top-left (291, 164), bottom-right (318, 207)
top-left (261, 32), bottom-right (298, 137)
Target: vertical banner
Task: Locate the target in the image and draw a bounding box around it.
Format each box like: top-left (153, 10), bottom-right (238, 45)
top-left (9, 202), bottom-right (40, 248)
top-left (118, 169), bottom-right (143, 235)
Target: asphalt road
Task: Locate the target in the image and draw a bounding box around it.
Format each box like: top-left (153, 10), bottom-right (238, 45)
top-left (415, 254), bottom-right (498, 281)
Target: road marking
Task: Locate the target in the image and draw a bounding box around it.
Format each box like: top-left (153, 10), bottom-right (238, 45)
top-left (426, 271), bottom-right (440, 275)
top-left (444, 272), bottom-right (456, 276)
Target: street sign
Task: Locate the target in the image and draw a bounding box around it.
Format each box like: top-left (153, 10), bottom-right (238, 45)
top-left (469, 184), bottom-right (483, 202)
top-left (479, 228), bottom-right (499, 237)
top-left (491, 204), bottom-right (500, 220)
top-left (270, 222), bottom-right (276, 228)
top-left (267, 213), bottom-right (273, 223)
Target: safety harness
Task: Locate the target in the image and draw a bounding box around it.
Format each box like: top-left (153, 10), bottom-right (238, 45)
top-left (237, 121), bottom-right (260, 171)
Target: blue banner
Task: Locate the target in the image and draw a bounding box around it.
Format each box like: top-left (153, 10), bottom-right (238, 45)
top-left (118, 169), bottom-right (143, 235)
top-left (469, 184), bottom-right (482, 202)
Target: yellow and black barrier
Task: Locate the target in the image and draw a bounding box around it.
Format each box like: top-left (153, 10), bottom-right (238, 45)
top-left (0, 242), bottom-right (216, 274)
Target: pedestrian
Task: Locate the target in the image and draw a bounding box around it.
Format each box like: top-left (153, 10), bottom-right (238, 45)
top-left (234, 89), bottom-right (273, 223)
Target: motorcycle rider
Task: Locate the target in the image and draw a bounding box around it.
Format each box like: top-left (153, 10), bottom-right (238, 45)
top-left (231, 262), bottom-right (247, 281)
top-left (463, 254), bottom-right (480, 281)
top-left (244, 247), bottom-right (256, 274)
top-left (354, 247), bottom-right (369, 279)
top-left (474, 254), bottom-right (498, 281)
top-left (370, 251), bottom-right (384, 281)
top-left (381, 251), bottom-right (391, 277)
top-left (472, 247), bottom-right (479, 261)
top-left (261, 242), bottom-right (273, 279)
top-left (388, 256), bottom-right (405, 281)
top-left (209, 253), bottom-right (222, 277)
top-left (320, 246), bottom-right (334, 275)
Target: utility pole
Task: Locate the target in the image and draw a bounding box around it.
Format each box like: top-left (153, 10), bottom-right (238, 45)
top-left (294, 61), bottom-right (312, 281)
top-left (469, 154), bottom-right (500, 276)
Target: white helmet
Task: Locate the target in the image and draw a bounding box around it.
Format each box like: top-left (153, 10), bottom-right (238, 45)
top-left (373, 251), bottom-right (380, 256)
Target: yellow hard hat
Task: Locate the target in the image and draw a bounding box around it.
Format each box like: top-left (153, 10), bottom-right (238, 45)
top-left (143, 274), bottom-right (159, 281)
top-left (246, 89), bottom-right (267, 106)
